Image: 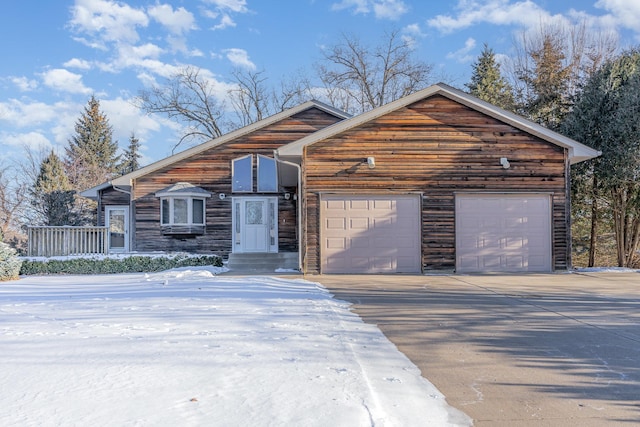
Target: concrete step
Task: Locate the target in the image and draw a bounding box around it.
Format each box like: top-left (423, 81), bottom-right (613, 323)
top-left (226, 252), bottom-right (299, 273)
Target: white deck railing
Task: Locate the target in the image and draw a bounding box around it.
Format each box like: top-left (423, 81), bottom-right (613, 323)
top-left (27, 226), bottom-right (108, 257)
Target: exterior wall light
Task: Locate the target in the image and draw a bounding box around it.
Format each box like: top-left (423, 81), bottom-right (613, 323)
top-left (367, 156), bottom-right (376, 169)
top-left (500, 157), bottom-right (510, 169)
top-left (219, 193), bottom-right (226, 200)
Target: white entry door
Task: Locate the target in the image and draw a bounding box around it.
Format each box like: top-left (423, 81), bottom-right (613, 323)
top-left (233, 197), bottom-right (278, 253)
top-left (105, 206), bottom-right (129, 252)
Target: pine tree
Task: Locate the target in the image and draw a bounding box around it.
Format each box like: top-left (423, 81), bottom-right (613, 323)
top-left (119, 132), bottom-right (142, 175)
top-left (0, 240), bottom-right (22, 281)
top-left (65, 95), bottom-right (120, 191)
top-left (31, 151), bottom-right (77, 226)
top-left (518, 33), bottom-right (572, 130)
top-left (466, 44), bottom-right (515, 110)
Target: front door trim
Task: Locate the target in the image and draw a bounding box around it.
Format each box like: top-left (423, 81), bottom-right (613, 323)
top-left (232, 196), bottom-right (278, 253)
top-left (105, 205), bottom-right (129, 253)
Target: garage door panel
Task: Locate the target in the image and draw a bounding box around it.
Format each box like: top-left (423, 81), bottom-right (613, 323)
top-left (373, 199), bottom-right (393, 209)
top-left (350, 217), bottom-right (370, 230)
top-left (456, 194), bottom-right (551, 273)
top-left (321, 195), bottom-right (421, 273)
top-left (351, 237), bottom-right (370, 249)
top-left (326, 200), bottom-right (346, 209)
top-left (326, 217), bottom-right (346, 229)
top-left (350, 200), bottom-right (369, 209)
top-left (326, 237), bottom-right (346, 249)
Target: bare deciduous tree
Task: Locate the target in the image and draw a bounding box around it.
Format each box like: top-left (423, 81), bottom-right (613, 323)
top-left (136, 66), bottom-right (227, 152)
top-left (0, 163), bottom-right (30, 248)
top-left (316, 30), bottom-right (434, 114)
top-left (228, 69), bottom-right (271, 128)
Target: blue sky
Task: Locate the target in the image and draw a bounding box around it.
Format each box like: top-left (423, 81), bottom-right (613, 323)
top-left (1, 0), bottom-right (639, 167)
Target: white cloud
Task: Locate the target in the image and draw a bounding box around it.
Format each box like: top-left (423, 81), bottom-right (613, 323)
top-left (64, 58), bottom-right (92, 70)
top-left (331, 0), bottom-right (409, 20)
top-left (446, 37), bottom-right (477, 63)
top-left (100, 97), bottom-right (161, 145)
top-left (148, 4), bottom-right (196, 35)
top-left (373, 0), bottom-right (409, 20)
top-left (0, 99), bottom-right (58, 128)
top-left (69, 0), bottom-right (149, 44)
top-left (428, 0), bottom-right (561, 34)
top-left (1, 131), bottom-right (52, 151)
top-left (211, 14), bottom-right (236, 30)
top-left (10, 76), bottom-right (38, 92)
top-left (595, 0), bottom-right (640, 33)
top-left (224, 48), bottom-right (256, 70)
top-left (40, 69), bottom-right (92, 95)
top-left (402, 23), bottom-right (426, 49)
top-left (202, 0), bottom-right (248, 14)
top-left (202, 0), bottom-right (249, 30)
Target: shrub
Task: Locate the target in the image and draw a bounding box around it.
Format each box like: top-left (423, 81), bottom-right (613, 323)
top-left (0, 241), bottom-right (23, 281)
top-left (19, 254), bottom-right (223, 276)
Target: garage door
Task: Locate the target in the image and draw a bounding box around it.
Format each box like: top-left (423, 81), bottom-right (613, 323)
top-left (456, 194), bottom-right (552, 273)
top-left (321, 195), bottom-right (421, 273)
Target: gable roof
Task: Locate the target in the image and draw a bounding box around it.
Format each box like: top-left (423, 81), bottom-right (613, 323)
top-left (80, 100), bottom-right (349, 198)
top-left (277, 83), bottom-right (601, 165)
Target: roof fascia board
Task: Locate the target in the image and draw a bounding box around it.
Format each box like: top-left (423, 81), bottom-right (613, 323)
top-left (277, 83), bottom-right (601, 164)
top-left (110, 100), bottom-right (350, 187)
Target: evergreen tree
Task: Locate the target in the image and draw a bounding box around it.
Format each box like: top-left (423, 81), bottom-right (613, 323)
top-left (517, 33), bottom-right (572, 130)
top-left (65, 95), bottom-right (120, 191)
top-left (31, 151), bottom-right (77, 226)
top-left (466, 44), bottom-right (515, 110)
top-left (0, 240), bottom-right (22, 281)
top-left (119, 132), bottom-right (142, 175)
top-left (562, 48), bottom-right (640, 267)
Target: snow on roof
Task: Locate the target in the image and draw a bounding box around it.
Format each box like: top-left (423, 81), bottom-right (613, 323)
top-left (154, 182), bottom-right (212, 197)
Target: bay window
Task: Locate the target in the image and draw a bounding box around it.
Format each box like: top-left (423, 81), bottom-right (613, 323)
top-left (155, 182), bottom-right (211, 234)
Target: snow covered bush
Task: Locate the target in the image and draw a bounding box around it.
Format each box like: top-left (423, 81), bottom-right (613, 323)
top-left (0, 241), bottom-right (22, 281)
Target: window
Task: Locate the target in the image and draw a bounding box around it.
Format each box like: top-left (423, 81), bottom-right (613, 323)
top-left (232, 154), bottom-right (279, 193)
top-left (258, 155), bottom-right (278, 192)
top-left (160, 197), bottom-right (205, 225)
top-left (155, 183), bottom-right (212, 234)
top-left (232, 155), bottom-right (252, 192)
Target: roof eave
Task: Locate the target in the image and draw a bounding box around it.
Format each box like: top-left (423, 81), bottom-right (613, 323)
top-left (106, 100), bottom-right (349, 187)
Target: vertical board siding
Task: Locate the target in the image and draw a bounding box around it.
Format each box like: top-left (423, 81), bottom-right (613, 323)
top-left (303, 95), bottom-right (568, 273)
top-left (131, 108), bottom-right (343, 258)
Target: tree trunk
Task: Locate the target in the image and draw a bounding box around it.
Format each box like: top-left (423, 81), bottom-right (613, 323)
top-left (588, 176), bottom-right (598, 267)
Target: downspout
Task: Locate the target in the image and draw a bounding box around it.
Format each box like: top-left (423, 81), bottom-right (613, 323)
top-left (274, 152), bottom-right (303, 273)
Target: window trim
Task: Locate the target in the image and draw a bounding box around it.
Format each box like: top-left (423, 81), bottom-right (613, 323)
top-left (232, 154), bottom-right (253, 193)
top-left (257, 154), bottom-right (278, 193)
top-left (160, 197), bottom-right (207, 226)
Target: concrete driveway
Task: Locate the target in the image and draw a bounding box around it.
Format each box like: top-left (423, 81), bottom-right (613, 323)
top-left (314, 272), bottom-right (640, 426)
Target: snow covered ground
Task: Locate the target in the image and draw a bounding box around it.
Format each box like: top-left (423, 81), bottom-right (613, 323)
top-left (0, 267), bottom-right (470, 426)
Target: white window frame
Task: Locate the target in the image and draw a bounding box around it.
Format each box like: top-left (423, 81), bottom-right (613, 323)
top-left (160, 197), bottom-right (206, 226)
top-left (257, 155), bottom-right (278, 193)
top-left (232, 154), bottom-right (253, 193)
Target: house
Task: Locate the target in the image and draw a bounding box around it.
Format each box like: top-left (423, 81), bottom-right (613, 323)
top-left (82, 83), bottom-right (600, 274)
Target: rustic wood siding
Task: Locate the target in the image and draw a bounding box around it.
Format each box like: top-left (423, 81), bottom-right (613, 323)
top-left (303, 95), bottom-right (568, 273)
top-left (131, 107), bottom-right (343, 258)
top-left (97, 187), bottom-right (130, 226)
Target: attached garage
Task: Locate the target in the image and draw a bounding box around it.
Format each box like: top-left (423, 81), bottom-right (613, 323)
top-left (455, 194), bottom-right (552, 273)
top-left (320, 194), bottom-right (422, 273)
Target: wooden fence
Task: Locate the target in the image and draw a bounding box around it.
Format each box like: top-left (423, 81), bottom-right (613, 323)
top-left (27, 226), bottom-right (108, 257)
